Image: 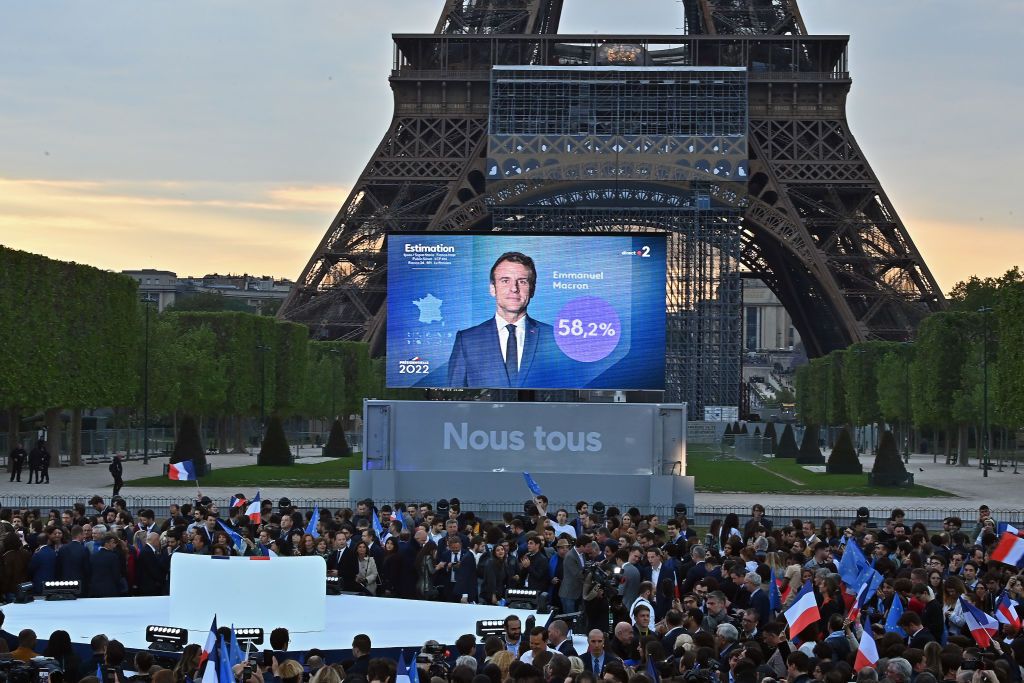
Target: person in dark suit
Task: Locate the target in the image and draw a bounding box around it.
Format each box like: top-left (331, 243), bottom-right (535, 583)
top-left (548, 619), bottom-right (578, 657)
top-left (56, 525), bottom-right (92, 593)
top-left (327, 529), bottom-right (358, 591)
top-left (446, 251), bottom-right (557, 388)
top-left (28, 531), bottom-right (59, 593)
top-left (434, 536), bottom-right (477, 603)
top-left (744, 572), bottom-right (771, 626)
top-left (28, 441), bottom-right (45, 484)
top-left (899, 612), bottom-right (936, 648)
top-left (580, 629), bottom-right (621, 675)
top-left (558, 537), bottom-right (585, 614)
top-left (109, 455), bottom-right (124, 496)
top-left (135, 533), bottom-right (166, 596)
top-left (8, 444), bottom-right (26, 482)
top-left (89, 535), bottom-right (125, 597)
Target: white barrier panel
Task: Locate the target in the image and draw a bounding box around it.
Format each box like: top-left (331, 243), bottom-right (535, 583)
top-left (169, 554), bottom-right (326, 632)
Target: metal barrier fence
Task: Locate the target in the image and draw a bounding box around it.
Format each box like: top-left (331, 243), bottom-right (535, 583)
top-left (2, 493), bottom-right (1022, 531)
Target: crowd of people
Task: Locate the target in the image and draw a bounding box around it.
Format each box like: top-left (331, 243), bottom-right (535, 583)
top-left (1, 494), bottom-right (1023, 683)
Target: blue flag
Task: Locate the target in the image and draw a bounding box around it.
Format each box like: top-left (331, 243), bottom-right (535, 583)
top-left (838, 540), bottom-right (869, 587)
top-left (408, 651), bottom-right (420, 683)
top-left (228, 625), bottom-right (244, 667)
top-left (306, 506), bottom-right (321, 539)
top-left (218, 637), bottom-right (233, 683)
top-left (769, 567), bottom-right (781, 611)
top-left (885, 596), bottom-right (906, 636)
top-left (854, 566), bottom-right (884, 603)
top-left (646, 655), bottom-right (660, 683)
top-left (97, 664), bottom-right (102, 679)
top-left (523, 472), bottom-right (543, 496)
top-left (394, 507), bottom-right (406, 532)
top-left (216, 520), bottom-right (246, 555)
top-left (371, 509), bottom-right (384, 538)
top-left (397, 651), bottom-right (409, 681)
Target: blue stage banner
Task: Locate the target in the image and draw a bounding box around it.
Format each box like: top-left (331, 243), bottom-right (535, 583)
top-left (386, 233), bottom-right (666, 390)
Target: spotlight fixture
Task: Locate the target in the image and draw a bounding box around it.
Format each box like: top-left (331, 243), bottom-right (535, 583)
top-left (146, 625), bottom-right (188, 652)
top-left (43, 580), bottom-right (81, 601)
top-left (475, 620), bottom-right (505, 638)
top-left (234, 627), bottom-right (264, 647)
top-left (326, 576), bottom-right (341, 595)
top-left (506, 588), bottom-right (540, 610)
top-left (14, 581), bottom-right (34, 604)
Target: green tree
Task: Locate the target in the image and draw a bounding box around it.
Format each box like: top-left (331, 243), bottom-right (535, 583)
top-left (824, 350), bottom-right (848, 428)
top-left (776, 423), bottom-right (800, 458)
top-left (323, 419), bottom-right (350, 458)
top-left (869, 429), bottom-right (910, 486)
top-left (995, 278), bottom-right (1024, 430)
top-left (797, 424), bottom-right (825, 464)
top-left (912, 312), bottom-right (973, 465)
top-left (166, 292), bottom-right (251, 313)
top-left (258, 415), bottom-right (291, 465)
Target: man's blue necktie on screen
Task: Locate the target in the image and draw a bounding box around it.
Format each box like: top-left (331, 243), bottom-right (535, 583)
top-left (505, 323), bottom-right (518, 385)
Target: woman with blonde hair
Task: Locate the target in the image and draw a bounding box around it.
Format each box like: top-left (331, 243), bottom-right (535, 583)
top-left (941, 575), bottom-right (967, 636)
top-left (490, 649), bottom-right (515, 680)
top-left (311, 666), bottom-right (342, 683)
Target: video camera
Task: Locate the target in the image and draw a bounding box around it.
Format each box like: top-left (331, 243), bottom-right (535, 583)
top-left (415, 642), bottom-right (450, 680)
top-left (0, 657), bottom-right (61, 683)
top-left (583, 561), bottom-right (620, 594)
top-left (683, 659), bottom-right (721, 683)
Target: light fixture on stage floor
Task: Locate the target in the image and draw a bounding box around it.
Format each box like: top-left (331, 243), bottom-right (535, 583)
top-left (326, 576), bottom-right (341, 595)
top-left (506, 588), bottom-right (540, 610)
top-left (475, 620), bottom-right (505, 638)
top-left (550, 611), bottom-right (582, 632)
top-left (234, 628), bottom-right (264, 647)
top-left (146, 625), bottom-right (188, 652)
top-left (14, 581), bottom-right (34, 603)
top-left (43, 580), bottom-right (81, 601)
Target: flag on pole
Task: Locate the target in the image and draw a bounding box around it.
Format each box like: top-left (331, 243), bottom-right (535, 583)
top-left (168, 460), bottom-right (197, 481)
top-left (996, 522), bottom-right (1022, 537)
top-left (217, 636), bottom-right (233, 683)
top-left (769, 567), bottom-right (782, 611)
top-left (646, 654), bottom-right (660, 683)
top-left (371, 508), bottom-right (383, 538)
top-left (229, 494), bottom-right (247, 509)
top-left (995, 591), bottom-right (1021, 629)
top-left (394, 507), bottom-right (406, 532)
top-left (838, 542), bottom-right (870, 591)
top-left (990, 532), bottom-right (1024, 567)
top-left (245, 492), bottom-right (262, 524)
top-left (885, 596), bottom-right (906, 636)
top-left (396, 651), bottom-right (412, 683)
top-left (960, 597), bottom-right (1000, 648)
top-left (853, 629), bottom-right (879, 672)
top-left (407, 651), bottom-right (420, 683)
top-left (228, 626), bottom-right (244, 667)
top-left (523, 472), bottom-right (543, 496)
top-left (199, 616), bottom-right (218, 668)
top-left (783, 581), bottom-right (820, 638)
top-left (216, 520), bottom-right (247, 555)
top-left (306, 506), bottom-right (321, 539)
top-left (848, 580), bottom-right (873, 624)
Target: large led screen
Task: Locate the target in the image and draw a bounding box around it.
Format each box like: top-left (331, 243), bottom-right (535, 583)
top-left (387, 233), bottom-right (666, 390)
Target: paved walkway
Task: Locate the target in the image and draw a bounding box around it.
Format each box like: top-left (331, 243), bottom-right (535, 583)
top-left (2, 448), bottom-right (1021, 511)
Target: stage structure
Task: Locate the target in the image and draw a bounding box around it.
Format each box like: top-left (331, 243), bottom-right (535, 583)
top-left (280, 0), bottom-right (945, 417)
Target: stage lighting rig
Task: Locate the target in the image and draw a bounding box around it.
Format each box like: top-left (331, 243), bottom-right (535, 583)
top-left (506, 588), bottom-right (540, 610)
top-left (43, 580), bottom-right (81, 601)
top-left (326, 576), bottom-right (341, 595)
top-left (475, 620), bottom-right (505, 638)
top-left (14, 581), bottom-right (33, 603)
top-left (234, 627), bottom-right (264, 648)
top-left (146, 625), bottom-right (188, 652)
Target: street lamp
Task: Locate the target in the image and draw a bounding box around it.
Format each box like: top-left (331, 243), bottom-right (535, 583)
top-left (978, 307), bottom-right (992, 478)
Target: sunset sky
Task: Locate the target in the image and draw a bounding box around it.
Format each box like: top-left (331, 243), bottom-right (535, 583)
top-left (1, 0), bottom-right (1020, 293)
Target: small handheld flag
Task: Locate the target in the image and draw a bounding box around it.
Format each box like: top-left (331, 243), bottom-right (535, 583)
top-left (885, 596), bottom-right (906, 636)
top-left (990, 531), bottom-right (1024, 567)
top-left (371, 508), bottom-right (384, 538)
top-left (168, 460), bottom-right (197, 481)
top-left (960, 597), bottom-right (999, 648)
top-left (199, 616), bottom-right (218, 668)
top-left (245, 492), bottom-right (262, 524)
top-left (853, 629), bottom-right (879, 672)
top-left (995, 591), bottom-right (1021, 629)
top-left (783, 580), bottom-right (820, 638)
top-left (646, 654), bottom-right (660, 683)
top-left (848, 580), bottom-right (873, 624)
top-left (229, 494), bottom-right (247, 509)
top-left (228, 625), bottom-right (244, 667)
top-left (216, 520), bottom-right (247, 555)
top-left (769, 567), bottom-right (781, 611)
top-left (306, 506), bottom-right (321, 539)
top-left (523, 472), bottom-right (543, 496)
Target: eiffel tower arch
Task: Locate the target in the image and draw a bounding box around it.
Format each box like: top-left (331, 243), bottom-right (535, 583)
top-left (279, 0), bottom-right (945, 415)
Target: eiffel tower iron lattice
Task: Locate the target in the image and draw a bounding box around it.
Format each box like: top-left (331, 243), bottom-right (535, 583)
top-left (279, 0), bottom-right (945, 411)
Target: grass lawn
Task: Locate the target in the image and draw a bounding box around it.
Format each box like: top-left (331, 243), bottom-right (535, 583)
top-left (124, 456), bottom-right (360, 488)
top-left (688, 445), bottom-right (952, 497)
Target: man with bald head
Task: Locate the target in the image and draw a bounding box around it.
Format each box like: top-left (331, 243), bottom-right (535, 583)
top-left (136, 532), bottom-right (167, 595)
top-left (581, 629), bottom-right (622, 675)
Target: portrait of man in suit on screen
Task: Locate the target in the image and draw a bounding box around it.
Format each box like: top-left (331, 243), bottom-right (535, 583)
top-left (446, 251), bottom-right (557, 388)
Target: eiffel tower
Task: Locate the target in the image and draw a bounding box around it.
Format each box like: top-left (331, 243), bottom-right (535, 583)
top-left (279, 0), bottom-right (945, 412)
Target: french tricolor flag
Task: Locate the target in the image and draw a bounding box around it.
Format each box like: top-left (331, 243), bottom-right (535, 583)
top-left (783, 580), bottom-right (820, 638)
top-left (245, 491), bottom-right (262, 524)
top-left (960, 596), bottom-right (999, 648)
top-left (991, 531), bottom-right (1024, 567)
top-left (199, 615), bottom-right (218, 668)
top-left (995, 591), bottom-right (1021, 629)
top-left (848, 580), bottom-right (872, 624)
top-left (168, 460), bottom-right (197, 481)
top-left (229, 495), bottom-right (247, 509)
top-left (853, 628), bottom-right (878, 672)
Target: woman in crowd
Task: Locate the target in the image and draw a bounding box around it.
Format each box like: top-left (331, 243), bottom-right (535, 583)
top-left (354, 540), bottom-right (379, 596)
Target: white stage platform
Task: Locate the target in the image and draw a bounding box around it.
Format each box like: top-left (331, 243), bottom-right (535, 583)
top-left (1, 595), bottom-right (541, 652)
